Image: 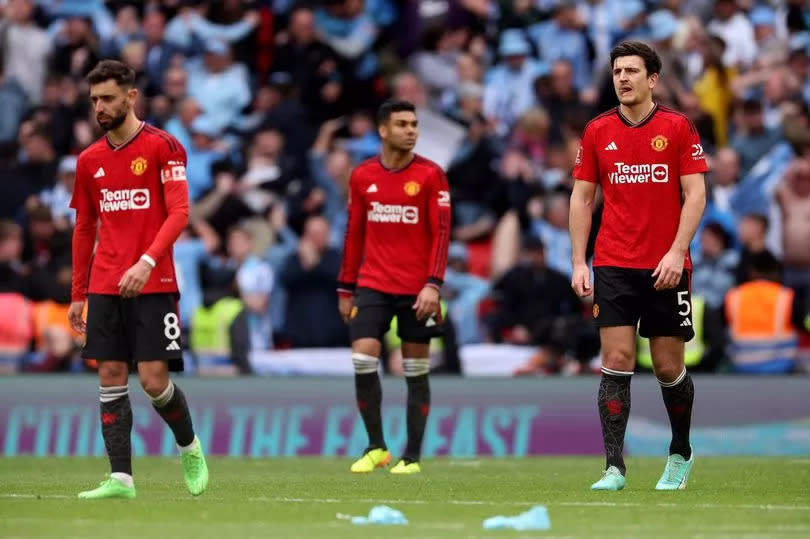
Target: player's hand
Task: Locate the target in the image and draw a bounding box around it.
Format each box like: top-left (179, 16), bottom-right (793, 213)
top-left (571, 262), bottom-right (592, 297)
top-left (338, 294), bottom-right (354, 323)
top-left (413, 285), bottom-right (440, 321)
top-left (118, 259), bottom-right (153, 298)
top-left (68, 301), bottom-right (86, 334)
top-left (652, 249), bottom-right (684, 291)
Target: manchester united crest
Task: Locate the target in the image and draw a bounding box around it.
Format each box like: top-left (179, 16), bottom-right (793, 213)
top-left (404, 181), bottom-right (421, 196)
top-left (130, 157), bottom-right (148, 175)
top-left (593, 304), bottom-right (600, 318)
top-left (651, 135), bottom-right (668, 152)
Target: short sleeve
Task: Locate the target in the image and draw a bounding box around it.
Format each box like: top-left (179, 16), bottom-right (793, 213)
top-left (572, 123), bottom-right (599, 183)
top-left (679, 117), bottom-right (709, 176)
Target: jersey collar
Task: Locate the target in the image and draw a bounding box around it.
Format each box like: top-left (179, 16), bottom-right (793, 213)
top-left (105, 121), bottom-right (146, 152)
top-left (616, 103), bottom-right (658, 128)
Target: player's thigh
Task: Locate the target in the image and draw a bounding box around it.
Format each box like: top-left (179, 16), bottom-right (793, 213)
top-left (639, 270), bottom-right (695, 342)
top-left (592, 267), bottom-right (643, 330)
top-left (124, 293), bottom-right (184, 372)
top-left (599, 326), bottom-right (637, 372)
top-left (394, 295), bottom-right (442, 345)
top-left (349, 288), bottom-right (396, 344)
top-left (83, 294), bottom-right (131, 368)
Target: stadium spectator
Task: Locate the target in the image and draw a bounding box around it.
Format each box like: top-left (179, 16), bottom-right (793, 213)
top-left (0, 0), bottom-right (51, 104)
top-left (724, 251), bottom-right (806, 373)
top-left (776, 158), bottom-right (810, 307)
top-left (488, 236), bottom-right (586, 373)
top-left (279, 215), bottom-right (347, 347)
top-left (442, 241), bottom-right (490, 345)
top-left (186, 39), bottom-right (251, 132)
top-left (229, 222), bottom-right (274, 352)
top-left (730, 99), bottom-right (784, 177)
top-left (484, 29), bottom-right (542, 138)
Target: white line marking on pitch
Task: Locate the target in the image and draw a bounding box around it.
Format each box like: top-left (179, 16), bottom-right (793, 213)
top-left (247, 496), bottom-right (810, 511)
top-left (3, 493), bottom-right (809, 513)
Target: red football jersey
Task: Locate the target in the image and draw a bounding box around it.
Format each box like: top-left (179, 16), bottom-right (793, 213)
top-left (70, 122), bottom-right (189, 301)
top-left (572, 105), bottom-right (708, 270)
top-left (338, 154), bottom-right (451, 296)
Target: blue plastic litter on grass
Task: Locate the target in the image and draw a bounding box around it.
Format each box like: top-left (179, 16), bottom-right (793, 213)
top-left (483, 505), bottom-right (551, 531)
top-left (341, 505), bottom-right (409, 525)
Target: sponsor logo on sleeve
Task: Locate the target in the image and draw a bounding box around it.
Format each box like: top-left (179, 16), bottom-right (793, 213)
top-left (162, 164), bottom-right (187, 183)
top-left (691, 144), bottom-right (705, 160)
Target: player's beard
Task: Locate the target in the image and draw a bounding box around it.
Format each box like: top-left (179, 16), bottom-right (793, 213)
top-left (97, 103), bottom-right (129, 132)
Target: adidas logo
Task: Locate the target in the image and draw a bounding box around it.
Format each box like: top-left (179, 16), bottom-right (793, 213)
top-left (425, 316), bottom-right (436, 327)
top-left (165, 340), bottom-right (181, 351)
top-left (680, 319), bottom-right (692, 327)
top-left (367, 184), bottom-right (378, 193)
top-left (94, 167), bottom-right (106, 178)
top-left (605, 142), bottom-right (618, 151)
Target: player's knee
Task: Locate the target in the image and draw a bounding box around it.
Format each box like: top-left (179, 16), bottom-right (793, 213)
top-left (139, 374), bottom-right (170, 398)
top-left (98, 361), bottom-right (128, 385)
top-left (602, 348), bottom-right (634, 371)
top-left (352, 353), bottom-right (379, 374)
top-left (654, 363), bottom-right (685, 385)
top-left (403, 358), bottom-right (430, 377)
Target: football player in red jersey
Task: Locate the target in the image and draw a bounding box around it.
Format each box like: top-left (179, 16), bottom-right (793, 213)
top-left (570, 42), bottom-right (707, 491)
top-left (337, 100), bottom-right (451, 474)
top-left (68, 61), bottom-right (208, 499)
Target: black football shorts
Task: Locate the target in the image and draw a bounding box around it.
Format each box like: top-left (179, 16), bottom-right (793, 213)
top-left (349, 287), bottom-right (444, 344)
top-left (592, 266), bottom-right (695, 341)
top-left (82, 293), bottom-right (184, 371)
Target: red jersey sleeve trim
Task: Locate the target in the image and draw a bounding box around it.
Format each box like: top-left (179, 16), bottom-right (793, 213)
top-left (427, 167), bottom-right (451, 284)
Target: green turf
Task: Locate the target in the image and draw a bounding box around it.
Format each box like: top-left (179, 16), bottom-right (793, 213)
top-left (1, 457), bottom-right (809, 538)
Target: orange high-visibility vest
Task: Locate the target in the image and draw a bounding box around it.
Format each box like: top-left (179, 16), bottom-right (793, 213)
top-left (725, 280), bottom-right (798, 373)
top-left (31, 300), bottom-right (81, 349)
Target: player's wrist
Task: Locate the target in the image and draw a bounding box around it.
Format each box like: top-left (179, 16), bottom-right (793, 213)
top-left (140, 254), bottom-right (156, 268)
top-left (337, 281), bottom-right (355, 297)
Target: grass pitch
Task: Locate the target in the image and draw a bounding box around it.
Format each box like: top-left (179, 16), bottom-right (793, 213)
top-left (1, 457), bottom-right (808, 538)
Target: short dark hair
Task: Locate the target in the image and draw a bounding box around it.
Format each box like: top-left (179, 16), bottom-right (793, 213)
top-left (743, 212), bottom-right (769, 231)
top-left (749, 251), bottom-right (782, 281)
top-left (702, 222), bottom-right (731, 250)
top-left (742, 98), bottom-right (763, 114)
top-left (86, 60), bottom-right (136, 88)
top-left (376, 99), bottom-right (416, 126)
top-left (610, 41), bottom-right (662, 76)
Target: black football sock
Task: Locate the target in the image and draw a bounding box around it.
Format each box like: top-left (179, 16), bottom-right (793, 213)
top-left (659, 368), bottom-right (694, 460)
top-left (352, 353), bottom-right (385, 450)
top-left (403, 358), bottom-right (431, 462)
top-left (598, 368), bottom-right (632, 475)
top-left (99, 385), bottom-right (133, 475)
top-left (150, 381), bottom-right (195, 448)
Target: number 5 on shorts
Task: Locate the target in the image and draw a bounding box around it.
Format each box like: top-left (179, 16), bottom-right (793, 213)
top-left (677, 291), bottom-right (691, 316)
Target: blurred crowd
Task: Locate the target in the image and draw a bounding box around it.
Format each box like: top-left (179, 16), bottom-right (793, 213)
top-left (0, 0), bottom-right (809, 375)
